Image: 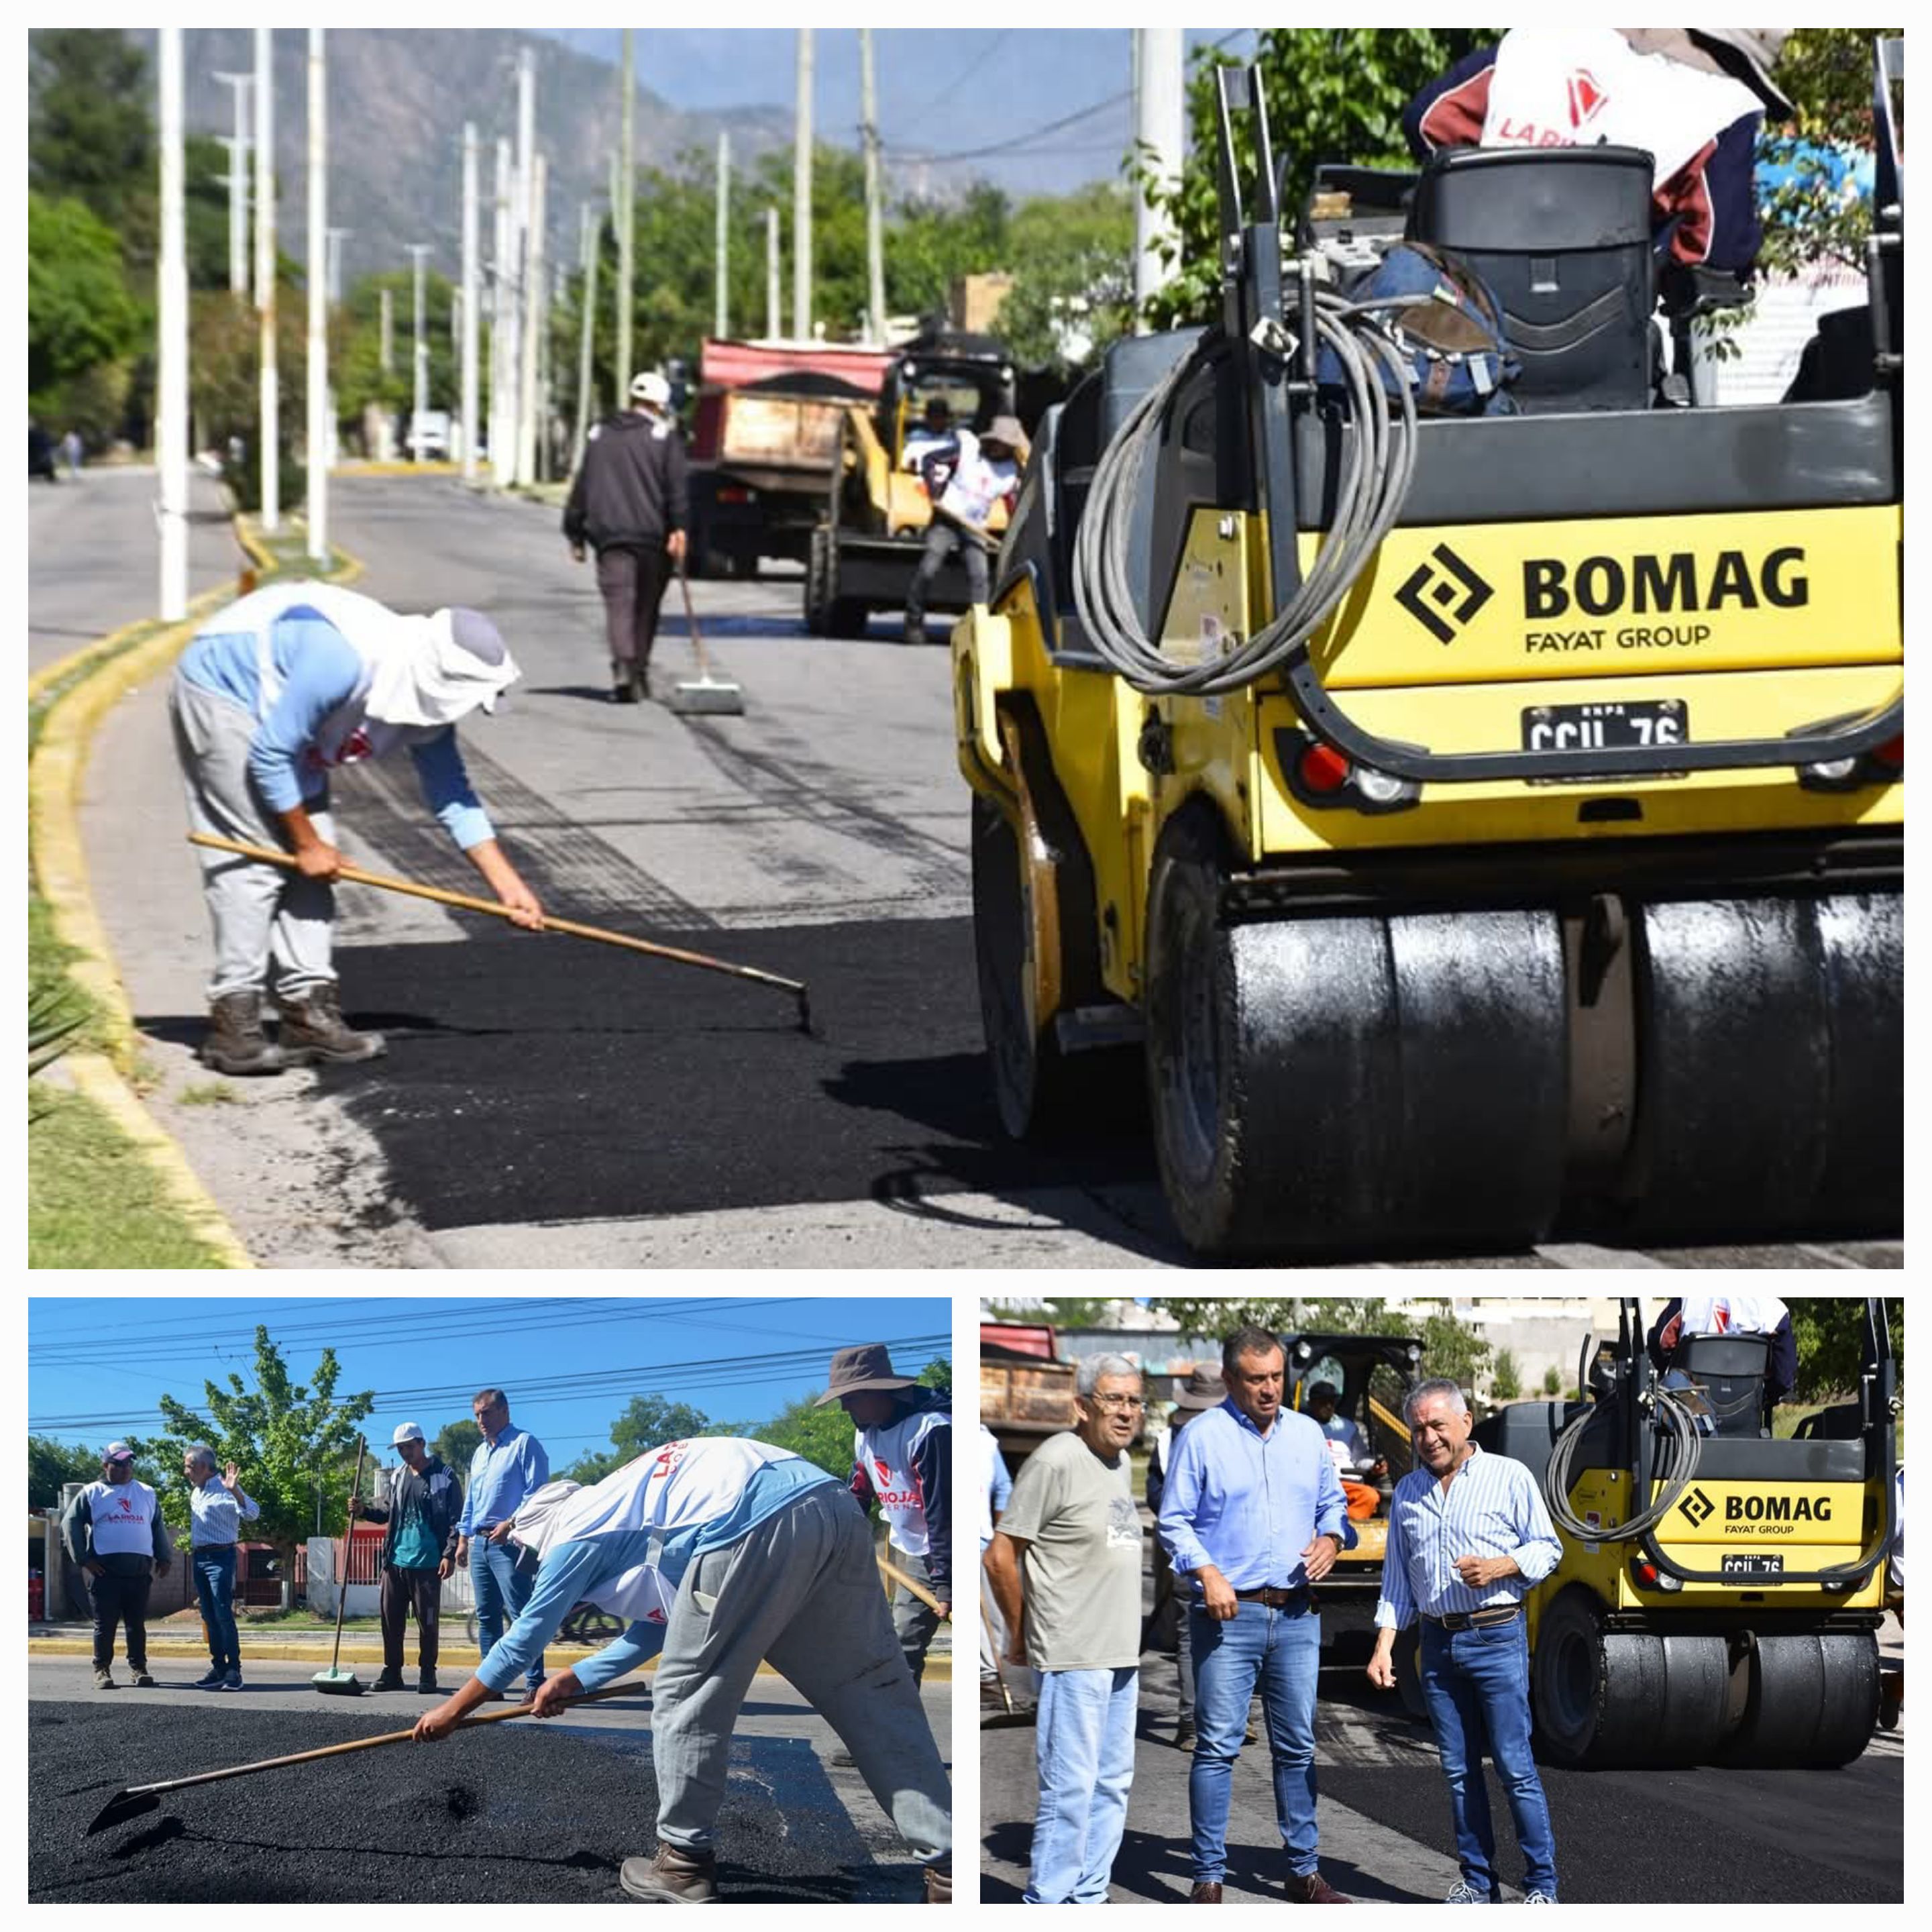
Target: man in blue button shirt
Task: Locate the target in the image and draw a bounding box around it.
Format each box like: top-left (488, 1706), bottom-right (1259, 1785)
top-left (455, 1388), bottom-right (549, 1699)
top-left (1159, 1327), bottom-right (1352, 1904)
top-left (1367, 1379), bottom-right (1562, 1904)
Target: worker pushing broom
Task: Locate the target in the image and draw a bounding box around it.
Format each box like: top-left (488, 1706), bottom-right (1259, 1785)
top-left (169, 576), bottom-right (810, 1069)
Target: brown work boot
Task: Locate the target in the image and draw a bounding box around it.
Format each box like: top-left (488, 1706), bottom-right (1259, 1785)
top-left (922, 1865), bottom-right (951, 1904)
top-left (274, 983), bottom-right (386, 1065)
top-left (619, 1845), bottom-right (718, 1904)
top-left (1189, 1882), bottom-right (1223, 1902)
top-left (199, 991), bottom-right (286, 1075)
top-left (1285, 1870), bottom-right (1351, 1904)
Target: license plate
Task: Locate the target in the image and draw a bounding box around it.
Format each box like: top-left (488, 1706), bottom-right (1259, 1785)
top-left (1521, 698), bottom-right (1688, 753)
top-left (1721, 1552), bottom-right (1784, 1578)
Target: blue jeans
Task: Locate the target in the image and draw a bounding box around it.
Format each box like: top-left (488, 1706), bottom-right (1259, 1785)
top-left (1024, 1666), bottom-right (1138, 1904)
top-left (1419, 1618), bottom-right (1559, 1900)
top-left (193, 1547), bottom-right (239, 1671)
top-left (470, 1536), bottom-right (545, 1689)
top-left (1189, 1600), bottom-right (1322, 1882)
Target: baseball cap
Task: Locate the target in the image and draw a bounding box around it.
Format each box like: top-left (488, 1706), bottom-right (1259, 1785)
top-left (103, 1442), bottom-right (136, 1464)
top-left (391, 1421), bottom-right (427, 1446)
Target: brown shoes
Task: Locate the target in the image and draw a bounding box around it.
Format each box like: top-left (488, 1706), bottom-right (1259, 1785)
top-left (923, 1865), bottom-right (951, 1904)
top-left (1285, 1870), bottom-right (1352, 1903)
top-left (619, 1844), bottom-right (718, 1904)
top-left (275, 984), bottom-right (386, 1065)
top-left (1189, 1883), bottom-right (1223, 1902)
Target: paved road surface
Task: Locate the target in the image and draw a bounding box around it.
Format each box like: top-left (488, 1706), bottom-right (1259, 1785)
top-left (28, 1656), bottom-right (949, 1904)
top-left (55, 474), bottom-right (1907, 1267)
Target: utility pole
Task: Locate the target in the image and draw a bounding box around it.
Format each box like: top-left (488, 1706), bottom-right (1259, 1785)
top-left (506, 45), bottom-right (535, 489)
top-left (715, 129), bottom-right (731, 341)
top-left (158, 28), bottom-right (188, 619)
top-left (859, 29), bottom-right (885, 345)
top-left (616, 30), bottom-right (635, 396)
top-left (213, 68), bottom-right (251, 295)
top-left (792, 28), bottom-right (814, 340)
top-left (407, 243), bottom-right (432, 462)
top-left (380, 285), bottom-right (393, 373)
top-left (307, 26), bottom-right (328, 564)
top-left (255, 27), bottom-right (278, 531)
top-left (326, 225), bottom-right (350, 306)
top-left (518, 152), bottom-right (544, 486)
top-left (765, 207), bottom-right (780, 341)
top-left (574, 201), bottom-right (599, 465)
top-left (1132, 28), bottom-right (1185, 329)
top-left (490, 137), bottom-right (512, 483)
top-left (462, 121), bottom-right (479, 482)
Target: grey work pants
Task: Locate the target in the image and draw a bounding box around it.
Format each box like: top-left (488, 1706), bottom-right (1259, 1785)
top-left (595, 543), bottom-right (671, 667)
top-left (892, 1545), bottom-right (941, 1686)
top-left (905, 521), bottom-right (988, 629)
top-left (170, 673), bottom-right (337, 1002)
top-left (651, 1483), bottom-right (951, 1866)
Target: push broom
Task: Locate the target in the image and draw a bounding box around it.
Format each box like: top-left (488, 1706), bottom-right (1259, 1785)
top-left (665, 553), bottom-right (745, 716)
top-left (312, 1436), bottom-right (367, 1696)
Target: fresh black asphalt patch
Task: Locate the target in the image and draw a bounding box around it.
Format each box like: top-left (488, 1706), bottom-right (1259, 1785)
top-left (317, 915), bottom-right (1157, 1230)
top-left (32, 1703), bottom-right (918, 1902)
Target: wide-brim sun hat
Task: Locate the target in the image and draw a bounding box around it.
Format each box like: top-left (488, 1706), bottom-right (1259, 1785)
top-left (1690, 28), bottom-right (1794, 119)
top-left (814, 1342), bottom-right (920, 1407)
top-left (1172, 1367), bottom-right (1227, 1411)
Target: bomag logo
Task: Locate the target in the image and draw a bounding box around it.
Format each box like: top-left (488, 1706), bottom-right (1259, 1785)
top-left (1523, 547), bottom-right (1809, 619)
top-left (1678, 1487), bottom-right (1717, 1527)
top-left (1726, 1494), bottom-right (1832, 1524)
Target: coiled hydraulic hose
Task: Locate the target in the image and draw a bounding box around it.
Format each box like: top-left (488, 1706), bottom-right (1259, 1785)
top-left (1542, 1384), bottom-right (1707, 1544)
top-left (1071, 286), bottom-right (1440, 698)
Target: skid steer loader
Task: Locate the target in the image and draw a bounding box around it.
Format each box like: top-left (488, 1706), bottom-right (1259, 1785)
top-left (951, 51), bottom-right (1902, 1258)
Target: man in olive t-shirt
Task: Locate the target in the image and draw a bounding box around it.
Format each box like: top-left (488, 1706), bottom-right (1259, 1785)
top-left (985, 1355), bottom-right (1146, 1904)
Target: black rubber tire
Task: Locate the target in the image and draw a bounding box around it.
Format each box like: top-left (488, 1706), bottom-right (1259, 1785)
top-left (971, 794), bottom-right (1073, 1140)
top-left (803, 526), bottom-right (831, 634)
top-left (1531, 1589), bottom-right (1729, 1768)
top-left (1627, 891), bottom-right (1902, 1239)
top-left (1721, 1631), bottom-right (1880, 1768)
top-left (1142, 804), bottom-right (1568, 1258)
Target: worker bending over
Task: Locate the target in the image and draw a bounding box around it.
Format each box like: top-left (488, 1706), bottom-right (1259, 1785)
top-left (411, 1436), bottom-right (952, 1905)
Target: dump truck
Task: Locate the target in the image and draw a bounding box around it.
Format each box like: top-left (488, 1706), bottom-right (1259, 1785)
top-left (686, 337), bottom-right (893, 580)
top-left (980, 1320), bottom-right (1077, 1479)
top-left (952, 50), bottom-right (1902, 1260)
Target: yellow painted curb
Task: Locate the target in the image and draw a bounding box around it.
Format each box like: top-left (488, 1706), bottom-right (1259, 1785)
top-left (28, 510), bottom-right (365, 1273)
top-left (336, 460), bottom-right (468, 478)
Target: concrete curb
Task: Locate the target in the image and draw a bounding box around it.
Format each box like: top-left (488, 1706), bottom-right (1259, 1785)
top-left (28, 510), bottom-right (363, 1273)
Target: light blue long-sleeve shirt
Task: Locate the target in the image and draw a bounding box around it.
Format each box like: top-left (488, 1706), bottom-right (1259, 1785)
top-left (476, 1456), bottom-right (837, 1693)
top-left (457, 1425), bottom-right (549, 1537)
top-left (1373, 1444), bottom-right (1563, 1629)
top-left (1159, 1398), bottom-right (1348, 1593)
top-left (178, 614), bottom-right (492, 848)
top-left (188, 1476), bottom-right (260, 1548)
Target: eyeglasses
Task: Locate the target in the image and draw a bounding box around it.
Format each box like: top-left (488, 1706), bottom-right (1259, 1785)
top-left (1089, 1395), bottom-right (1146, 1413)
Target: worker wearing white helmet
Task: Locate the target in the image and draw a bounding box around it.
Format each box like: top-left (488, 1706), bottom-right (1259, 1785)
top-left (410, 1436), bottom-right (953, 1906)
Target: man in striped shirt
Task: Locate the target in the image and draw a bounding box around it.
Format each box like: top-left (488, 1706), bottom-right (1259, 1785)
top-left (182, 1446), bottom-right (262, 1692)
top-left (1367, 1380), bottom-right (1562, 1904)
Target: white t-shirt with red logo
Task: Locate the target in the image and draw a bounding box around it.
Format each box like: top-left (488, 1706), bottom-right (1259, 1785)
top-left (76, 1479), bottom-right (164, 1560)
top-left (856, 1404), bottom-right (948, 1560)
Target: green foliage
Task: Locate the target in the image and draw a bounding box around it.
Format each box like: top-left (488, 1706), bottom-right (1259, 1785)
top-left (28, 193), bottom-right (143, 400)
top-left (1153, 1297), bottom-right (1391, 1340)
top-left (917, 1357), bottom-right (953, 1399)
top-left (998, 181), bottom-right (1137, 374)
top-left (1542, 1363), bottom-right (1563, 1397)
top-left (1790, 1297), bottom-right (1904, 1403)
top-left (1416, 1304), bottom-right (1493, 1397)
top-left (1491, 1349), bottom-right (1521, 1401)
top-left (1146, 28), bottom-right (1495, 326)
top-left (754, 1392), bottom-right (859, 1479)
top-left (431, 1418), bottom-right (483, 1473)
top-left (987, 1297), bottom-right (1122, 1331)
top-left (29, 30), bottom-right (155, 241)
top-left (148, 1326), bottom-right (376, 1561)
top-left (28, 1435), bottom-right (148, 1510)
top-left (29, 986), bottom-right (84, 1078)
top-left (565, 1393), bottom-right (721, 1485)
top-left (888, 182), bottom-right (1011, 321)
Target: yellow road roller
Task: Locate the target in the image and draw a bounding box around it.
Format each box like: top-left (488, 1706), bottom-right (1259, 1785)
top-left (951, 56), bottom-right (1902, 1258)
top-left (1470, 1296), bottom-right (1899, 1768)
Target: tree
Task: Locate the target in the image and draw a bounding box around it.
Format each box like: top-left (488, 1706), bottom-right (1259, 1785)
top-left (148, 1326), bottom-right (376, 1572)
top-left (1542, 1364), bottom-right (1563, 1397)
top-left (30, 1436), bottom-right (113, 1510)
top-left (431, 1418), bottom-right (482, 1474)
top-left (566, 1393), bottom-right (720, 1486)
top-left (1789, 1297), bottom-right (1905, 1405)
top-left (1145, 29), bottom-right (1495, 326)
top-left (1491, 1350), bottom-right (1521, 1401)
top-left (29, 29), bottom-right (155, 241)
top-left (997, 181), bottom-right (1137, 374)
top-left (917, 1358), bottom-right (953, 1401)
top-left (1153, 1297), bottom-right (1391, 1340)
top-left (755, 1393), bottom-right (860, 1479)
top-left (28, 193), bottom-right (142, 404)
top-left (1415, 1305), bottom-right (1493, 1401)
top-left (987, 1297), bottom-right (1124, 1332)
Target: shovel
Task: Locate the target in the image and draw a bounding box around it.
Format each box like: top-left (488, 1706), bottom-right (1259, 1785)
top-left (665, 555), bottom-right (745, 716)
top-left (85, 1678), bottom-right (649, 1837)
top-left (312, 1436), bottom-right (367, 1695)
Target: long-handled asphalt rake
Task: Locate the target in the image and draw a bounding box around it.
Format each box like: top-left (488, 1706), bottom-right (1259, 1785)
top-left (312, 1436), bottom-right (368, 1695)
top-left (186, 831), bottom-right (814, 1032)
top-left (85, 1678), bottom-right (649, 1837)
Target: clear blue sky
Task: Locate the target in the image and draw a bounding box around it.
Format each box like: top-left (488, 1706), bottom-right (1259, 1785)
top-left (27, 1293), bottom-right (952, 1465)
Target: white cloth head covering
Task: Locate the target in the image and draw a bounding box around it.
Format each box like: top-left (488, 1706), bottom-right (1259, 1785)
top-left (362, 606), bottom-right (521, 729)
top-left (508, 1479), bottom-right (584, 1560)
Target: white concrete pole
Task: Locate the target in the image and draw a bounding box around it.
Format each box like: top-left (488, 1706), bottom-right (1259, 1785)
top-left (518, 153), bottom-right (544, 485)
top-left (158, 28), bottom-right (189, 619)
top-left (860, 29), bottom-right (885, 345)
top-left (214, 70), bottom-right (251, 295)
top-left (1133, 28), bottom-right (1185, 328)
top-left (490, 138), bottom-right (513, 484)
top-left (326, 225), bottom-right (350, 307)
top-left (255, 27), bottom-right (278, 531)
top-left (616, 30), bottom-right (635, 397)
top-left (574, 201), bottom-right (599, 463)
top-left (793, 28), bottom-right (814, 341)
top-left (407, 243), bottom-right (431, 461)
top-left (380, 284), bottom-right (393, 374)
top-left (506, 45), bottom-right (535, 488)
top-left (462, 121), bottom-right (479, 482)
top-left (715, 129), bottom-right (731, 341)
top-left (766, 207), bottom-right (780, 341)
top-left (306, 26), bottom-right (328, 563)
